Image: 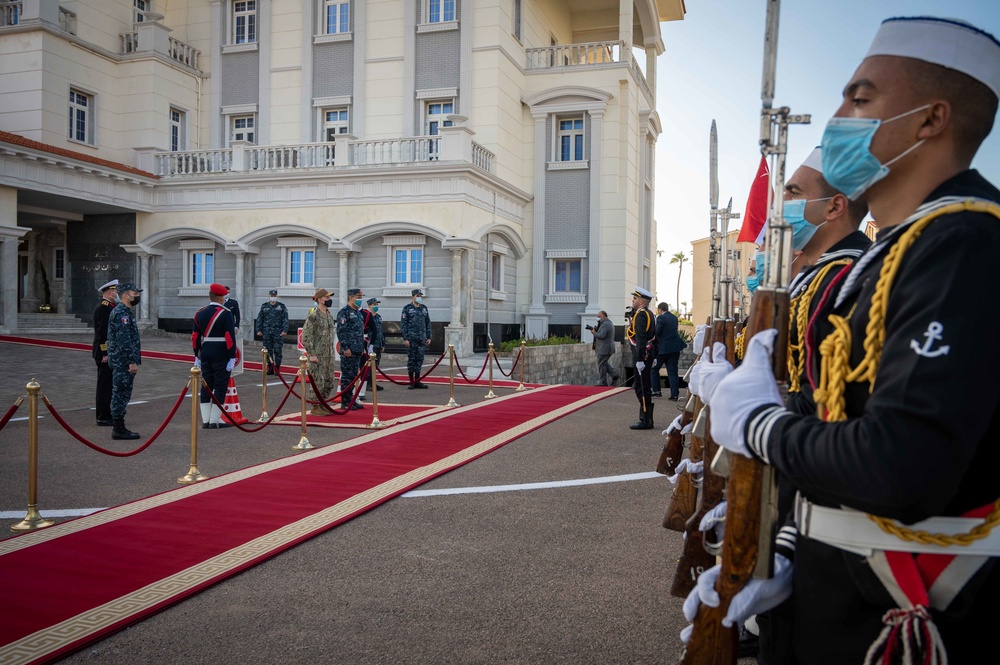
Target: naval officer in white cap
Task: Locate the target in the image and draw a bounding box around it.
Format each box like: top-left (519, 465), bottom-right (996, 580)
top-left (684, 16), bottom-right (1000, 665)
top-left (626, 286), bottom-right (657, 429)
top-left (92, 278), bottom-right (119, 426)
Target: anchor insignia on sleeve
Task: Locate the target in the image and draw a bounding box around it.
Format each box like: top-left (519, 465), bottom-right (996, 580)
top-left (910, 321), bottom-right (950, 358)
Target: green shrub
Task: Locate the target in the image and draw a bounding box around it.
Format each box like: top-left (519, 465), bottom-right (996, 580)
top-left (498, 335), bottom-right (580, 353)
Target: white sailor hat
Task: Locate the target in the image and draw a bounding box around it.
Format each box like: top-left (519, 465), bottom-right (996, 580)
top-left (864, 16), bottom-right (1000, 100)
top-left (98, 279), bottom-right (119, 292)
top-left (631, 286), bottom-right (654, 300)
top-left (801, 146), bottom-right (823, 175)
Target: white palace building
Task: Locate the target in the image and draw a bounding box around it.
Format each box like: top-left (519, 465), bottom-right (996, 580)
top-left (0, 0), bottom-right (683, 353)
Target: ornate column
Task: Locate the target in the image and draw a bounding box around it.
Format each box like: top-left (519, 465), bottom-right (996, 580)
top-left (524, 110), bottom-right (550, 340)
top-left (584, 108), bottom-right (604, 318)
top-left (233, 250), bottom-right (247, 336)
top-left (136, 252), bottom-right (154, 327)
top-left (337, 251), bottom-right (349, 305)
top-left (444, 248), bottom-right (469, 356)
top-left (0, 227), bottom-right (28, 333)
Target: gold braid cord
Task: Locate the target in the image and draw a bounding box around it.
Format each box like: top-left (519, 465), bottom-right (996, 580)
top-left (735, 331), bottom-right (746, 361)
top-left (813, 201), bottom-right (1000, 546)
top-left (787, 259), bottom-right (853, 393)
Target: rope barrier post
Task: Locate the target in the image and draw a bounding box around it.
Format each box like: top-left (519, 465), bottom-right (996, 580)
top-left (178, 368), bottom-right (209, 484)
top-left (11, 379), bottom-right (55, 532)
top-left (484, 343), bottom-right (497, 399)
top-left (292, 354), bottom-right (314, 450)
top-left (259, 348), bottom-right (269, 423)
top-left (446, 344), bottom-right (459, 407)
top-left (515, 340), bottom-right (527, 391)
top-left (366, 354), bottom-right (386, 429)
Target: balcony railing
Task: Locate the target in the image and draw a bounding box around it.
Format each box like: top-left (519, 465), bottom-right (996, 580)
top-left (151, 136), bottom-right (496, 177)
top-left (120, 26), bottom-right (201, 70)
top-left (525, 39), bottom-right (653, 105)
top-left (0, 1), bottom-right (20, 27)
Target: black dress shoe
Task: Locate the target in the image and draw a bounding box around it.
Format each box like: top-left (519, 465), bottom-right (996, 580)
top-left (629, 421), bottom-right (654, 430)
top-left (350, 403), bottom-right (364, 410)
top-left (215, 422), bottom-right (232, 429)
top-left (651, 392), bottom-right (662, 397)
top-left (375, 385), bottom-right (384, 391)
top-left (96, 418), bottom-right (114, 426)
top-left (266, 368), bottom-right (275, 375)
top-left (202, 423), bottom-right (214, 429)
top-left (668, 396), bottom-right (679, 401)
top-left (414, 382), bottom-right (429, 389)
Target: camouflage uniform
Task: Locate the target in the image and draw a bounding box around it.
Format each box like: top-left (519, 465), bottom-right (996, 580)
top-left (302, 307), bottom-right (335, 403)
top-left (107, 301), bottom-right (141, 419)
top-left (336, 296), bottom-right (366, 407)
top-left (401, 300), bottom-right (431, 381)
top-left (255, 297), bottom-right (289, 371)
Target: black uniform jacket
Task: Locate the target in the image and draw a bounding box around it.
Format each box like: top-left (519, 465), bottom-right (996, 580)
top-left (192, 303), bottom-right (237, 360)
top-left (92, 298), bottom-right (115, 362)
top-left (628, 308), bottom-right (656, 362)
top-left (745, 170), bottom-right (1000, 664)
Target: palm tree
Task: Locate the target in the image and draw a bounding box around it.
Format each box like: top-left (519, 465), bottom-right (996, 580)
top-left (669, 252), bottom-right (688, 314)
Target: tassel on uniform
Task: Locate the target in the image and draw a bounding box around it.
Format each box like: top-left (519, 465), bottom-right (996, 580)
top-left (862, 605), bottom-right (948, 665)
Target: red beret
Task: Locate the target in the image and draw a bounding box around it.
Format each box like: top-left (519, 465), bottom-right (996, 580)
top-left (209, 283), bottom-right (228, 296)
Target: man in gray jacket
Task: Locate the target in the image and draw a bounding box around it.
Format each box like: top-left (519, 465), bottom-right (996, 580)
top-left (588, 310), bottom-right (619, 386)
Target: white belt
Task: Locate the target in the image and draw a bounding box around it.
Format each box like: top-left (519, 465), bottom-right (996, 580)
top-left (202, 337), bottom-right (227, 342)
top-left (794, 494), bottom-right (1000, 557)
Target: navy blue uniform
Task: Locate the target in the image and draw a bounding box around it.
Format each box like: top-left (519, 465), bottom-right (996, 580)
top-left (255, 300), bottom-right (289, 370)
top-left (335, 305), bottom-right (366, 405)
top-left (107, 303), bottom-right (141, 419)
top-left (401, 302), bottom-right (431, 377)
top-left (627, 308), bottom-right (655, 424)
top-left (192, 303), bottom-right (237, 408)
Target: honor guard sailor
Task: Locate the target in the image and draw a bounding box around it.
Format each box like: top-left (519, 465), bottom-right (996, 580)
top-left (687, 17), bottom-right (1000, 665)
top-left (192, 283), bottom-right (238, 429)
top-left (92, 279), bottom-right (119, 426)
top-left (626, 286), bottom-right (656, 429)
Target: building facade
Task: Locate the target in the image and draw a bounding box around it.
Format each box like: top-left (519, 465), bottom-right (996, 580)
top-left (690, 230), bottom-right (755, 327)
top-left (0, 0), bottom-right (683, 353)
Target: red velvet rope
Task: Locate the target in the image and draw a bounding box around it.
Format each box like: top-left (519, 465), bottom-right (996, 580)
top-left (0, 396), bottom-right (24, 433)
top-left (453, 351), bottom-right (491, 383)
top-left (41, 384), bottom-right (188, 457)
top-left (492, 347), bottom-right (523, 378)
top-left (270, 360), bottom-right (367, 403)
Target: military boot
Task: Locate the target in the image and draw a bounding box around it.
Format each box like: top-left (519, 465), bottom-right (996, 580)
top-left (629, 406), bottom-right (653, 430)
top-left (408, 372), bottom-right (416, 389)
top-left (647, 403), bottom-right (655, 429)
top-left (112, 418), bottom-right (140, 440)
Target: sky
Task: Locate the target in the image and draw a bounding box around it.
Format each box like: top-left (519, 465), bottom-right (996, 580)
top-left (651, 0), bottom-right (1000, 309)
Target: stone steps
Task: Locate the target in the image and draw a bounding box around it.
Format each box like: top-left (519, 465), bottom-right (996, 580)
top-left (16, 313), bottom-right (92, 335)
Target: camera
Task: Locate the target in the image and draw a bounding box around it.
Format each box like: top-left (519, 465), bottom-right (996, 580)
top-left (585, 324), bottom-right (595, 331)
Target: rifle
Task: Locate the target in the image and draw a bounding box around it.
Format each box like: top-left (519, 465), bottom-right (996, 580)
top-left (679, 0), bottom-right (808, 662)
top-left (656, 364), bottom-right (696, 475)
top-left (662, 319), bottom-right (713, 532)
top-left (669, 319), bottom-right (734, 599)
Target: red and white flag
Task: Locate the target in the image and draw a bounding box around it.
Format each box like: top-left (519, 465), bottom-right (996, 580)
top-left (737, 155), bottom-right (771, 244)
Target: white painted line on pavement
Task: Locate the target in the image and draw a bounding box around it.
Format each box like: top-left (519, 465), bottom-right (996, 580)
top-left (128, 401), bottom-right (148, 406)
top-left (401, 472), bottom-right (663, 497)
top-left (0, 508), bottom-right (106, 519)
top-left (10, 416), bottom-right (43, 422)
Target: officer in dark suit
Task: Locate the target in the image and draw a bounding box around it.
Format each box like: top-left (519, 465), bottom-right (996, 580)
top-left (653, 302), bottom-right (687, 400)
top-left (224, 286), bottom-right (241, 330)
top-left (193, 283), bottom-right (238, 429)
top-left (92, 279), bottom-right (118, 426)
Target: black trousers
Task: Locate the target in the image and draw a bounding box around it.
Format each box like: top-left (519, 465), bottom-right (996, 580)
top-left (656, 351), bottom-right (681, 397)
top-left (199, 346), bottom-right (231, 406)
top-left (95, 360), bottom-right (112, 421)
top-left (632, 359), bottom-right (654, 416)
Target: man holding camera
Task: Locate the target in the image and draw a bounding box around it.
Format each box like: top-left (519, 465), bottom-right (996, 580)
top-left (587, 311), bottom-right (619, 387)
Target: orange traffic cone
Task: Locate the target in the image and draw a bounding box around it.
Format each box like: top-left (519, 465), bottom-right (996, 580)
top-left (223, 377), bottom-right (249, 424)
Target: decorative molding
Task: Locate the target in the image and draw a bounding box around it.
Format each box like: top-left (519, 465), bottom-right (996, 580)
top-left (545, 249), bottom-right (587, 259)
top-left (544, 293), bottom-right (586, 303)
top-left (382, 286), bottom-right (423, 297)
top-left (276, 236), bottom-right (317, 248)
top-left (382, 235), bottom-right (426, 246)
top-left (547, 161), bottom-right (588, 171)
top-left (314, 32), bottom-right (352, 44)
top-left (489, 290), bottom-right (507, 301)
top-left (222, 43), bottom-right (258, 54)
top-left (416, 87), bottom-right (459, 100)
top-left (221, 104), bottom-right (259, 115)
top-left (417, 21), bottom-right (458, 33)
top-left (313, 95), bottom-right (352, 108)
top-left (488, 241), bottom-right (508, 256)
top-left (274, 287), bottom-right (317, 297)
top-left (177, 239), bottom-right (216, 250)
top-left (177, 286), bottom-right (212, 296)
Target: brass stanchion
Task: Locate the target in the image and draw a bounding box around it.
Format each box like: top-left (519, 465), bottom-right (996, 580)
top-left (446, 344), bottom-right (459, 407)
top-left (366, 355), bottom-right (386, 429)
top-left (11, 379), bottom-right (54, 532)
top-left (258, 348), bottom-right (270, 422)
top-left (292, 354), bottom-right (314, 450)
top-left (484, 343), bottom-right (497, 399)
top-left (178, 368), bottom-right (209, 484)
top-left (515, 340), bottom-right (527, 391)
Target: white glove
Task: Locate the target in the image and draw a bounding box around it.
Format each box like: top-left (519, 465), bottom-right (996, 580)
top-left (699, 500), bottom-right (727, 542)
top-left (682, 553), bottom-right (793, 631)
top-left (709, 329), bottom-right (783, 458)
top-left (651, 358), bottom-right (658, 368)
top-left (226, 358), bottom-right (236, 372)
top-left (688, 343), bottom-right (733, 404)
top-left (193, 358), bottom-right (201, 370)
top-left (636, 361), bottom-right (646, 372)
top-left (367, 344), bottom-right (374, 355)
top-left (692, 324), bottom-right (710, 355)
top-left (662, 414), bottom-right (684, 437)
top-left (667, 458), bottom-right (703, 486)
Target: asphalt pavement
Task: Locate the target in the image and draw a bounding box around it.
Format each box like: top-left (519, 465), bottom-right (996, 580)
top-left (0, 333), bottom-right (757, 665)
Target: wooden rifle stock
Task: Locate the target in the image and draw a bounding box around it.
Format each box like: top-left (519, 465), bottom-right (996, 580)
top-left (679, 290), bottom-right (788, 665)
top-left (670, 320), bottom-right (732, 598)
top-left (656, 402), bottom-right (693, 475)
top-left (662, 400), bottom-right (703, 532)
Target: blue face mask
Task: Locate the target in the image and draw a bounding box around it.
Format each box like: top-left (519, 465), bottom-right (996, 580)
top-left (755, 252), bottom-right (766, 280)
top-left (783, 198), bottom-right (830, 251)
top-left (372, 306), bottom-right (378, 313)
top-left (354, 299), bottom-right (363, 307)
top-left (746, 275), bottom-right (759, 293)
top-left (820, 105), bottom-right (929, 200)
top-left (415, 297), bottom-right (422, 304)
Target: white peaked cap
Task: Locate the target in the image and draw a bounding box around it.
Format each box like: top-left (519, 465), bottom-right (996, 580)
top-left (865, 16), bottom-right (1000, 100)
top-left (801, 147), bottom-right (823, 175)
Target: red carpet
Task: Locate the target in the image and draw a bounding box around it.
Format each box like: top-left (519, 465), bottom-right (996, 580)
top-left (272, 402), bottom-right (447, 428)
top-left (0, 384), bottom-right (622, 665)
